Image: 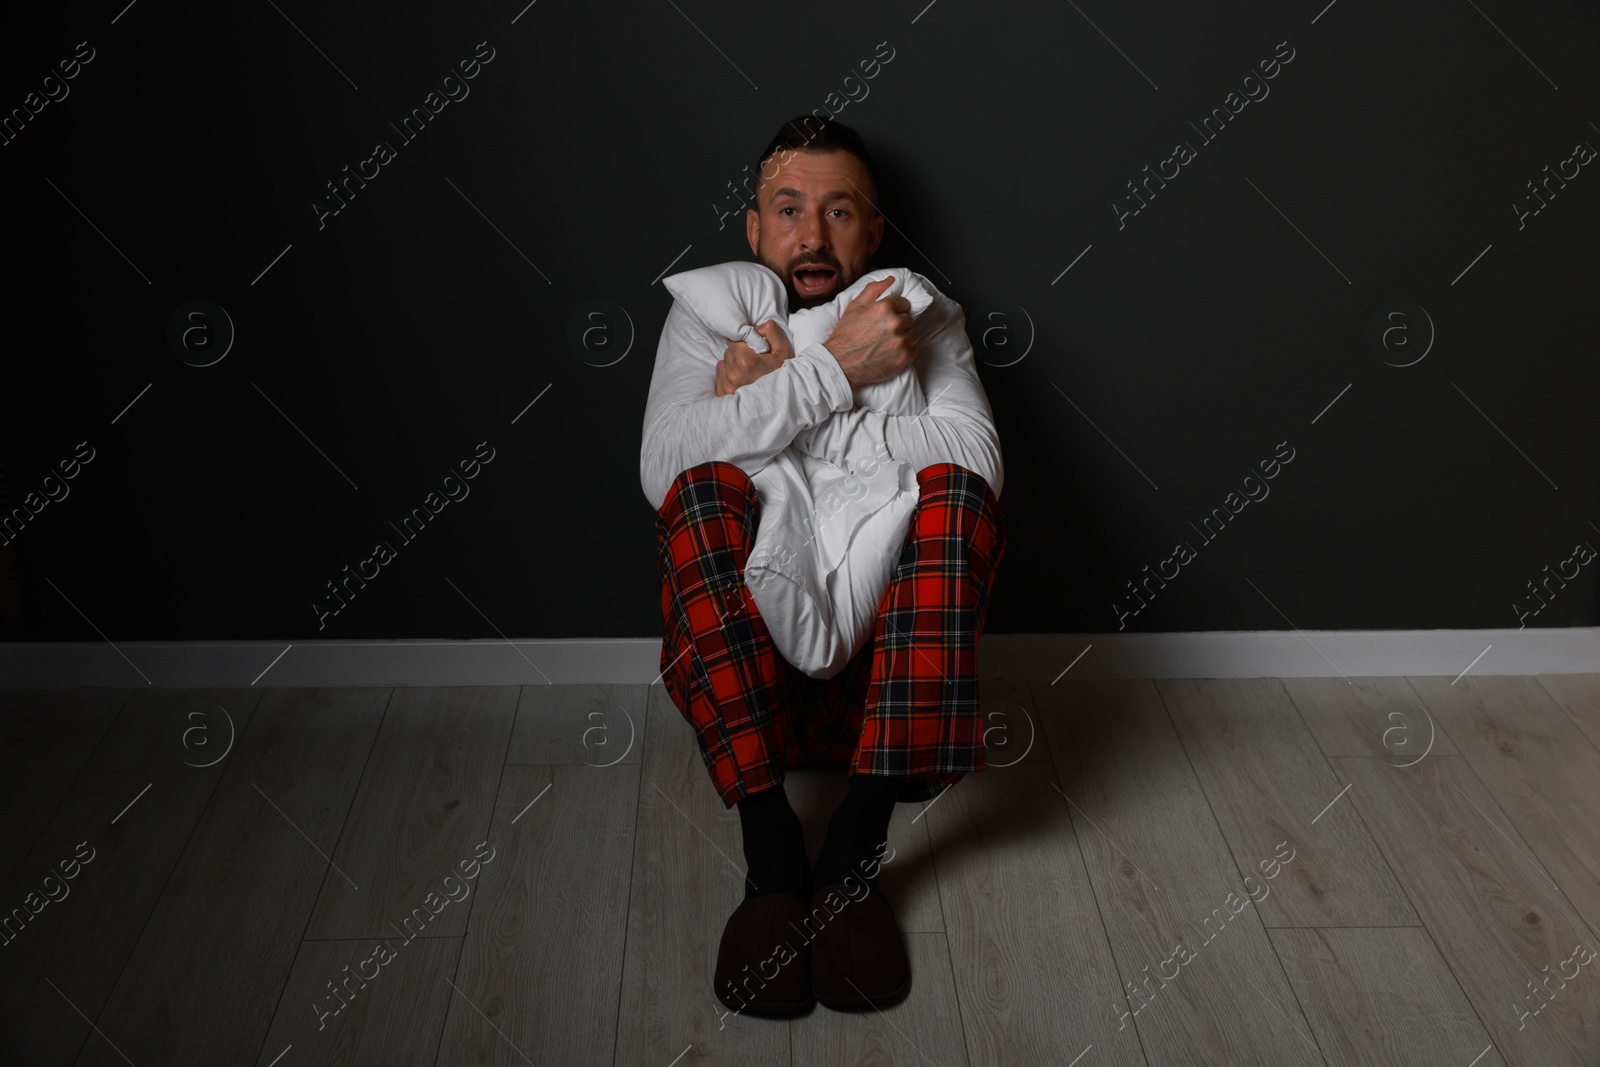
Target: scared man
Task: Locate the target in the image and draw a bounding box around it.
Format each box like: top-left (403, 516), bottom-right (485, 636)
top-left (639, 115), bottom-right (1006, 1013)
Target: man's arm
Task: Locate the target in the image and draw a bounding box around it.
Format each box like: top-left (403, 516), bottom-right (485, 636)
top-left (639, 300), bottom-right (856, 511)
top-left (791, 295), bottom-right (1004, 497)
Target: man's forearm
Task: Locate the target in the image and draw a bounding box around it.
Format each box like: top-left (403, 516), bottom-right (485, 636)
top-left (791, 406), bottom-right (877, 470)
top-left (792, 405), bottom-right (1004, 495)
top-left (640, 341), bottom-right (854, 510)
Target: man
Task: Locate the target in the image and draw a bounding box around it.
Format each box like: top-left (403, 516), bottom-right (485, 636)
top-left (639, 115), bottom-right (1006, 1014)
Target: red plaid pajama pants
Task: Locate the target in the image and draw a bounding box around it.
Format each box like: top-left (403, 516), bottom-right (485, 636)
top-left (654, 460), bottom-right (1006, 808)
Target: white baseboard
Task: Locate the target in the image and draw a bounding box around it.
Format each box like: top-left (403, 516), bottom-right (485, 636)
top-left (1, 629), bottom-right (1595, 688)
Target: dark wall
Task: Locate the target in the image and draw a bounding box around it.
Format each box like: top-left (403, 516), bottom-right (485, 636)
top-left (3, 0), bottom-right (1597, 642)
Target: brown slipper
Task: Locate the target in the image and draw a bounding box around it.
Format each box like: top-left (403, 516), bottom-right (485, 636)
top-left (714, 893), bottom-right (814, 1014)
top-left (807, 883), bottom-right (911, 1010)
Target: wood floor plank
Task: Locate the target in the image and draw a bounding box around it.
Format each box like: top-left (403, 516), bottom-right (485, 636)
top-left (924, 757), bottom-right (1146, 1066)
top-left (304, 686), bottom-right (518, 941)
top-left (0, 689), bottom-right (130, 889)
top-left (504, 682), bottom-right (648, 766)
top-left (1330, 755), bottom-right (1600, 1066)
top-left (252, 936), bottom-right (461, 1067)
top-left (980, 677), bottom-right (1050, 765)
top-left (1408, 676), bottom-right (1600, 936)
top-left (433, 761), bottom-right (637, 1066)
top-left (1281, 676), bottom-right (1458, 760)
top-left (1158, 678), bottom-right (1417, 928)
top-left (1038, 678), bottom-right (1325, 1067)
top-left (784, 766), bottom-right (944, 934)
top-left (1268, 927), bottom-right (1507, 1067)
top-left (0, 771), bottom-right (217, 1064)
top-left (788, 932), bottom-right (970, 1065)
top-left (613, 684), bottom-right (789, 1066)
top-left (81, 687), bottom-right (263, 774)
top-left (72, 687), bottom-right (390, 1067)
top-left (1536, 674), bottom-right (1600, 752)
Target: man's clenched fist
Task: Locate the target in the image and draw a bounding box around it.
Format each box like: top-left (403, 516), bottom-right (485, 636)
top-left (821, 276), bottom-right (919, 389)
top-left (715, 320), bottom-right (795, 396)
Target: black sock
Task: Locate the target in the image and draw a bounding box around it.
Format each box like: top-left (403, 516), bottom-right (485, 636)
top-left (812, 772), bottom-right (902, 895)
top-left (736, 784), bottom-right (811, 900)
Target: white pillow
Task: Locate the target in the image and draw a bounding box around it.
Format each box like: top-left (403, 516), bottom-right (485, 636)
top-left (660, 260), bottom-right (785, 354)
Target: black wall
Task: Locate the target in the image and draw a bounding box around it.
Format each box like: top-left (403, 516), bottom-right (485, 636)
top-left (3, 0), bottom-right (1597, 642)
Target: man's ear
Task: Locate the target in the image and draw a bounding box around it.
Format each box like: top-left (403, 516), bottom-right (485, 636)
top-left (745, 205), bottom-right (761, 256)
top-left (868, 213), bottom-right (884, 257)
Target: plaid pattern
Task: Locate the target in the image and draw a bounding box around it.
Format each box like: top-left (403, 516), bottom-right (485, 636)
top-left (655, 460), bottom-right (1006, 808)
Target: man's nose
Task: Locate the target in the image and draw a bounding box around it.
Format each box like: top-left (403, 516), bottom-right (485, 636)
top-left (797, 211), bottom-right (828, 251)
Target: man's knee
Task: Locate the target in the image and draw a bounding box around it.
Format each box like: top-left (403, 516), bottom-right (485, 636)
top-left (663, 460), bottom-right (756, 507)
top-left (658, 462), bottom-right (763, 547)
top-left (910, 463), bottom-right (1004, 562)
top-left (914, 463), bottom-right (997, 507)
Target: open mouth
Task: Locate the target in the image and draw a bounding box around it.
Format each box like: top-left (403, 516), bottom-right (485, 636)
top-left (793, 266), bottom-right (838, 297)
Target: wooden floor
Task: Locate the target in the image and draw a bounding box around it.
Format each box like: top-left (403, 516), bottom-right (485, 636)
top-left (2, 674), bottom-right (1598, 1065)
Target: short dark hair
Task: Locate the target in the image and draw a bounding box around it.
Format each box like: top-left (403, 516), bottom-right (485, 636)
top-left (754, 115), bottom-right (880, 214)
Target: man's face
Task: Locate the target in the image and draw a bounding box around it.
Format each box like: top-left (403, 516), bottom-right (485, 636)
top-left (746, 148), bottom-right (883, 313)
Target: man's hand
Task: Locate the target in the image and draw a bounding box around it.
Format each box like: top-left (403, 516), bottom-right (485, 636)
top-left (714, 320), bottom-right (794, 396)
top-left (822, 276), bottom-right (920, 389)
